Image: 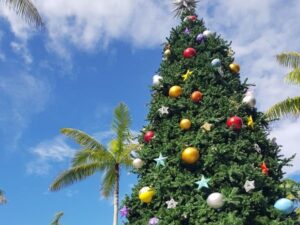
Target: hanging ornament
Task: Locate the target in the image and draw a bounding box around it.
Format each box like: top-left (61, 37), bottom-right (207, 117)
top-left (211, 58), bottom-right (221, 67)
top-left (227, 47), bottom-right (234, 57)
top-left (261, 162), bottom-right (269, 175)
top-left (196, 33), bottom-right (205, 43)
top-left (154, 153), bottom-right (167, 167)
top-left (164, 49), bottom-right (171, 58)
top-left (191, 91), bottom-right (203, 103)
top-left (173, 0), bottom-right (198, 17)
top-left (274, 198), bottom-right (295, 214)
top-left (120, 206), bottom-right (129, 217)
top-left (183, 47), bottom-right (197, 58)
top-left (158, 106), bottom-right (169, 116)
top-left (139, 187), bottom-right (155, 203)
top-left (184, 15), bottom-right (197, 22)
top-left (184, 27), bottom-right (190, 35)
top-left (144, 131), bottom-right (155, 143)
top-left (226, 116), bottom-right (243, 131)
top-left (254, 143), bottom-right (262, 153)
top-left (207, 192), bottom-right (225, 209)
top-left (229, 63), bottom-right (240, 74)
top-left (242, 91), bottom-right (256, 108)
top-left (166, 198), bottom-right (178, 209)
top-left (181, 147), bottom-right (200, 164)
top-left (149, 217), bottom-right (159, 225)
top-left (182, 69), bottom-right (193, 81)
top-left (180, 119), bottom-right (192, 130)
top-left (247, 115), bottom-right (254, 129)
top-left (201, 122), bottom-right (213, 132)
top-left (152, 74), bottom-right (163, 87)
top-left (244, 180), bottom-right (255, 193)
top-left (133, 158), bottom-right (144, 169)
top-left (195, 175), bottom-right (211, 190)
top-left (169, 85), bottom-right (183, 98)
top-left (203, 30), bottom-right (213, 38)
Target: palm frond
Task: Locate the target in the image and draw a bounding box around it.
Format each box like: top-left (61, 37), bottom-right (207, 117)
top-left (119, 144), bottom-right (140, 168)
top-left (3, 0), bottom-right (43, 28)
top-left (101, 166), bottom-right (116, 198)
top-left (50, 162), bottom-right (106, 191)
top-left (284, 68), bottom-right (300, 86)
top-left (71, 148), bottom-right (114, 167)
top-left (265, 97), bottom-right (300, 120)
top-left (0, 189), bottom-right (7, 204)
top-left (50, 211), bottom-right (64, 225)
top-left (276, 52), bottom-right (300, 69)
top-left (61, 128), bottom-right (106, 151)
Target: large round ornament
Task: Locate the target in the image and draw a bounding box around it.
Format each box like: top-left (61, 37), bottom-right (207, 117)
top-left (169, 85), bottom-right (182, 98)
top-left (211, 58), bottom-right (221, 67)
top-left (207, 192), bottom-right (225, 209)
top-left (196, 33), bottom-right (205, 43)
top-left (139, 187), bottom-right (155, 203)
top-left (226, 116), bottom-right (243, 131)
top-left (164, 49), bottom-right (171, 58)
top-left (242, 92), bottom-right (256, 108)
top-left (180, 119), bottom-right (191, 130)
top-left (203, 30), bottom-right (213, 38)
top-left (191, 91), bottom-right (203, 103)
top-left (152, 75), bottom-right (162, 87)
top-left (274, 198), bottom-right (294, 215)
top-left (229, 63), bottom-right (240, 74)
top-left (183, 47), bottom-right (197, 58)
top-left (132, 158), bottom-right (144, 169)
top-left (181, 147), bottom-right (200, 164)
top-left (144, 131), bottom-right (155, 143)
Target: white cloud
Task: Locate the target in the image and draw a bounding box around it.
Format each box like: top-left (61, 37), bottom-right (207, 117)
top-left (10, 41), bottom-right (33, 64)
top-left (27, 136), bottom-right (76, 175)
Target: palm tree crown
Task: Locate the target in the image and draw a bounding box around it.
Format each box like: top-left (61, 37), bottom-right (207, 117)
top-left (265, 52), bottom-right (300, 119)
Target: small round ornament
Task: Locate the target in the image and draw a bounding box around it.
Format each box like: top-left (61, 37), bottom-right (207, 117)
top-left (242, 92), bottom-right (256, 108)
top-left (164, 49), bottom-right (171, 57)
top-left (183, 47), bottom-right (197, 58)
top-left (180, 119), bottom-right (191, 130)
top-left (144, 131), bottom-right (155, 143)
top-left (207, 192), bottom-right (225, 209)
top-left (152, 74), bottom-right (162, 86)
top-left (229, 63), bottom-right (240, 74)
top-left (203, 30), bottom-right (213, 38)
top-left (191, 91), bottom-right (203, 103)
top-left (133, 158), bottom-right (144, 169)
top-left (181, 147), bottom-right (199, 164)
top-left (188, 15), bottom-right (197, 22)
top-left (274, 198), bottom-right (295, 215)
top-left (169, 85), bottom-right (182, 98)
top-left (196, 33), bottom-right (205, 43)
top-left (139, 187), bottom-right (155, 203)
top-left (226, 116), bottom-right (243, 131)
top-left (211, 58), bottom-right (221, 67)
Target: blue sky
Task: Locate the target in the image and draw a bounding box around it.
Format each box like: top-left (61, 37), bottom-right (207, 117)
top-left (1, 0), bottom-right (300, 225)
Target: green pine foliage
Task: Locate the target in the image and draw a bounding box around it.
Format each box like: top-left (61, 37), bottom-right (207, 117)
top-left (122, 14), bottom-right (298, 225)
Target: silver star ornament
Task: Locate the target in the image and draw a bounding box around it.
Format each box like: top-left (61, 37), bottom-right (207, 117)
top-left (244, 180), bottom-right (255, 192)
top-left (158, 106), bottom-right (169, 116)
top-left (166, 198), bottom-right (178, 209)
top-left (173, 0), bottom-right (198, 17)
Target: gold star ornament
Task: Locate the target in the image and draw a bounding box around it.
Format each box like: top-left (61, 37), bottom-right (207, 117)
top-left (182, 69), bottom-right (193, 81)
top-left (247, 116), bottom-right (254, 129)
top-left (201, 122), bottom-right (213, 132)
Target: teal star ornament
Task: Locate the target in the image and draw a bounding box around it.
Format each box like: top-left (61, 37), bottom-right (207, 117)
top-left (195, 175), bottom-right (211, 190)
top-left (154, 153), bottom-right (167, 167)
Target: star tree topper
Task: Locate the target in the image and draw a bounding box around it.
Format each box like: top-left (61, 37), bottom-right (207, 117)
top-left (173, 0), bottom-right (199, 17)
top-left (195, 175), bottom-right (211, 189)
top-left (154, 153), bottom-right (167, 167)
top-left (166, 198), bottom-right (178, 209)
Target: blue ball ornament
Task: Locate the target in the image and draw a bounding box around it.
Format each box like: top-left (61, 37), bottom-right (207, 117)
top-left (196, 34), bottom-right (205, 43)
top-left (274, 198), bottom-right (295, 214)
top-left (211, 58), bottom-right (221, 67)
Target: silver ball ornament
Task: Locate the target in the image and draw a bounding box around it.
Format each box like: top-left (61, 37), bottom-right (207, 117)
top-left (207, 192), bottom-right (225, 209)
top-left (242, 93), bottom-right (256, 108)
top-left (132, 158), bottom-right (144, 169)
top-left (152, 75), bottom-right (162, 86)
top-left (203, 30), bottom-right (213, 38)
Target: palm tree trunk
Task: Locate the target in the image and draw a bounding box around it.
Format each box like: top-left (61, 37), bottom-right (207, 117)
top-left (113, 164), bottom-right (119, 225)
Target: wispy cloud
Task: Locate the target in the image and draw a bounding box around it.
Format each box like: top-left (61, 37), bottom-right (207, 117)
top-left (27, 136), bottom-right (76, 175)
top-left (10, 41), bottom-right (33, 64)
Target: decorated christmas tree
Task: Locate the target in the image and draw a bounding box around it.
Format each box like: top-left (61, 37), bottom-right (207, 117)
top-left (122, 1), bottom-right (299, 224)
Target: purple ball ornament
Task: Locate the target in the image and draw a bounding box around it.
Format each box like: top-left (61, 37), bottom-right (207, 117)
top-left (120, 206), bottom-right (129, 217)
top-left (149, 217), bottom-right (159, 225)
top-left (196, 33), bottom-right (205, 43)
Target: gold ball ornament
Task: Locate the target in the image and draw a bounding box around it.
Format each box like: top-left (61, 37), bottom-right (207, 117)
top-left (229, 63), bottom-right (240, 74)
top-left (139, 187), bottom-right (155, 203)
top-left (164, 49), bottom-right (171, 58)
top-left (169, 85), bottom-right (182, 98)
top-left (180, 119), bottom-right (191, 130)
top-left (181, 147), bottom-right (200, 164)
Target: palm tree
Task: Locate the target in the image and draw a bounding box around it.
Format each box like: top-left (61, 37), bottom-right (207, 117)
top-left (265, 52), bottom-right (300, 119)
top-left (2, 0), bottom-right (43, 27)
top-left (50, 103), bottom-right (137, 225)
top-left (0, 189), bottom-right (7, 204)
top-left (50, 211), bottom-right (64, 225)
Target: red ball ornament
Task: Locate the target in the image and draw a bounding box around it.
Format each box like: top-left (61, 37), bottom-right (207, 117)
top-left (183, 48), bottom-right (197, 58)
top-left (188, 15), bottom-right (197, 22)
top-left (226, 116), bottom-right (243, 131)
top-left (191, 91), bottom-right (203, 103)
top-left (144, 131), bottom-right (154, 143)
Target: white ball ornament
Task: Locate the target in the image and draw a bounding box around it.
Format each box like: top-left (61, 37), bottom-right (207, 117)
top-left (203, 30), bottom-right (213, 38)
top-left (242, 92), bottom-right (256, 108)
top-left (207, 192), bottom-right (225, 209)
top-left (152, 74), bottom-right (163, 86)
top-left (133, 158), bottom-right (144, 169)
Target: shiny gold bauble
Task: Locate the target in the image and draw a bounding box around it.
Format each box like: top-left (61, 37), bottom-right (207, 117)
top-left (181, 147), bottom-right (200, 164)
top-left (139, 186), bottom-right (155, 203)
top-left (229, 63), bottom-right (240, 74)
top-left (169, 85), bottom-right (182, 98)
top-left (180, 119), bottom-right (191, 130)
top-left (164, 49), bottom-right (171, 57)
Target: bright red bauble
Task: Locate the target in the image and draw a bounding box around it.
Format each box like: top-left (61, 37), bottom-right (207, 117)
top-left (226, 116), bottom-right (243, 131)
top-left (144, 131), bottom-right (154, 143)
top-left (183, 47), bottom-right (197, 58)
top-left (188, 15), bottom-right (197, 22)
